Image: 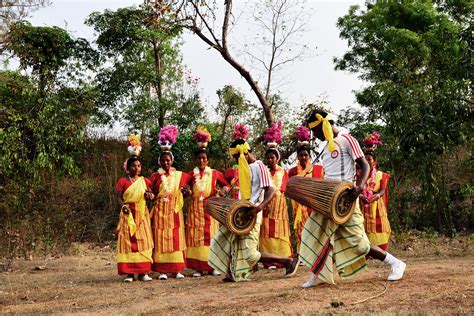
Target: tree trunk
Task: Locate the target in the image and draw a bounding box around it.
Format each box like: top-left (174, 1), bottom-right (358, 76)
top-left (152, 40), bottom-right (164, 127)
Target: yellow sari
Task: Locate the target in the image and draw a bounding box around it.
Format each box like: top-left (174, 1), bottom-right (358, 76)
top-left (115, 177), bottom-right (153, 274)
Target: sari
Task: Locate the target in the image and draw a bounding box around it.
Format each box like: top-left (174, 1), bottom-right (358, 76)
top-left (259, 165), bottom-right (293, 267)
top-left (186, 168), bottom-right (229, 271)
top-left (115, 177), bottom-right (153, 274)
top-left (150, 168), bottom-right (191, 273)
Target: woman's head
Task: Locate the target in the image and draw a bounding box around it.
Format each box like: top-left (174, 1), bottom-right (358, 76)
top-left (195, 148), bottom-right (209, 169)
top-left (126, 156), bottom-right (141, 176)
top-left (265, 148), bottom-right (280, 169)
top-left (159, 151), bottom-right (173, 171)
top-left (364, 151), bottom-right (376, 169)
top-left (297, 144), bottom-right (311, 166)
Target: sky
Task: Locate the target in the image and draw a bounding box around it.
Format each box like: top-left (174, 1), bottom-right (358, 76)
top-left (22, 0), bottom-right (366, 124)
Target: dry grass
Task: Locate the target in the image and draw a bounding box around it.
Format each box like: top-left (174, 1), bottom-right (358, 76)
top-left (1, 235), bottom-right (472, 314)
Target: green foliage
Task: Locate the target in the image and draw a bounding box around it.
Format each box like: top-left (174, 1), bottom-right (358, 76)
top-left (0, 22), bottom-right (99, 256)
top-left (335, 1), bottom-right (473, 233)
top-left (86, 5), bottom-right (187, 131)
top-left (4, 21), bottom-right (96, 92)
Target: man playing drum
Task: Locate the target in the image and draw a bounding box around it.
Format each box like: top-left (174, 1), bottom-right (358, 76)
top-left (299, 109), bottom-right (406, 288)
top-left (208, 137), bottom-right (299, 282)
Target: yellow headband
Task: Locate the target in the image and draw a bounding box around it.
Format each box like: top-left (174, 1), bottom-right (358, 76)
top-left (228, 143), bottom-right (251, 200)
top-left (308, 113), bottom-right (336, 152)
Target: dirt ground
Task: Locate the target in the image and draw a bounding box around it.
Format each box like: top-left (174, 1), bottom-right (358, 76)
top-left (1, 235), bottom-right (473, 314)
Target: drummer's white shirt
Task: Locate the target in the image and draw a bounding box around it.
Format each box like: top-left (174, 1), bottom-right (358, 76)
top-left (320, 133), bottom-right (364, 182)
top-left (249, 160), bottom-right (273, 224)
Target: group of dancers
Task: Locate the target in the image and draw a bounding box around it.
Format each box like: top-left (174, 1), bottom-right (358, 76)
top-left (115, 109), bottom-right (406, 288)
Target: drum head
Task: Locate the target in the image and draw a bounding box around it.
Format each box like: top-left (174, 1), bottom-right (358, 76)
top-left (333, 189), bottom-right (356, 224)
top-left (232, 206), bottom-right (253, 229)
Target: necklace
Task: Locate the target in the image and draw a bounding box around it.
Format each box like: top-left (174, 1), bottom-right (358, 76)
top-left (268, 165), bottom-right (284, 190)
top-left (193, 166), bottom-right (211, 201)
top-left (159, 168), bottom-right (175, 202)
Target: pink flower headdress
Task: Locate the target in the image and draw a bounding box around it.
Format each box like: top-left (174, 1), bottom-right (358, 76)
top-left (294, 125), bottom-right (311, 146)
top-left (232, 123), bottom-right (250, 140)
top-left (157, 125), bottom-right (179, 151)
top-left (363, 131), bottom-right (382, 152)
top-left (263, 121), bottom-right (282, 148)
top-left (193, 126), bottom-right (212, 148)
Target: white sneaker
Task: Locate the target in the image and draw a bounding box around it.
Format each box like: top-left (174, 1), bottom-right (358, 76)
top-left (268, 265), bottom-right (277, 270)
top-left (175, 272), bottom-right (185, 279)
top-left (211, 270), bottom-right (221, 276)
top-left (299, 261), bottom-right (305, 266)
top-left (192, 271), bottom-right (202, 277)
top-left (123, 276), bottom-right (133, 282)
top-left (158, 273), bottom-right (168, 280)
top-left (301, 274), bottom-right (317, 289)
top-left (139, 274), bottom-right (153, 282)
top-left (387, 261), bottom-right (406, 281)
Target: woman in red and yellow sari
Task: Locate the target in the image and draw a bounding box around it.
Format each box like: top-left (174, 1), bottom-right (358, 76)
top-left (260, 148), bottom-right (293, 269)
top-left (185, 148), bottom-right (230, 277)
top-left (115, 156), bottom-right (154, 282)
top-left (288, 144), bottom-right (323, 253)
top-left (150, 151), bottom-right (191, 280)
top-left (359, 151), bottom-right (391, 250)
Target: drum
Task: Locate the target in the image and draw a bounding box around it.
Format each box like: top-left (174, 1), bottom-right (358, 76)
top-left (286, 177), bottom-right (356, 224)
top-left (205, 197), bottom-right (256, 235)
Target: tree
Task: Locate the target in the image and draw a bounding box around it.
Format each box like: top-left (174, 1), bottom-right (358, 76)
top-left (3, 21), bottom-right (95, 94)
top-left (86, 4), bottom-right (186, 132)
top-left (159, 0), bottom-right (312, 126)
top-left (1, 22), bottom-right (96, 183)
top-left (0, 0), bottom-right (50, 47)
top-left (335, 1), bottom-right (473, 232)
top-left (243, 0), bottom-right (312, 100)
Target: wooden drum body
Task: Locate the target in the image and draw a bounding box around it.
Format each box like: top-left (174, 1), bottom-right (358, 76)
top-left (286, 177), bottom-right (356, 225)
top-left (205, 197), bottom-right (256, 235)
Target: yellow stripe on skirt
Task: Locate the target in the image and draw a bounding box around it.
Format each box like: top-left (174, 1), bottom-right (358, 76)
top-left (299, 201), bottom-right (371, 284)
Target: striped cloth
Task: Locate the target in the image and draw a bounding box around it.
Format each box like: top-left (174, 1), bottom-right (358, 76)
top-left (299, 202), bottom-right (371, 284)
top-left (208, 213), bottom-right (262, 281)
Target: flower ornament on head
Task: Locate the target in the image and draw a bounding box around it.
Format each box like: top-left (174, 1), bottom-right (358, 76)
top-left (127, 133), bottom-right (142, 156)
top-left (157, 125), bottom-right (179, 151)
top-left (263, 121), bottom-right (282, 148)
top-left (232, 123), bottom-right (250, 140)
top-left (193, 125), bottom-right (212, 148)
top-left (294, 125), bottom-right (311, 146)
top-left (363, 131), bottom-right (383, 152)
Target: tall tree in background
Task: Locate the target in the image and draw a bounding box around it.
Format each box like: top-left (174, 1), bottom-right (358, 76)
top-left (0, 0), bottom-right (50, 47)
top-left (335, 1), bottom-right (473, 232)
top-left (86, 4), bottom-right (189, 133)
top-left (158, 0), bottom-right (312, 126)
top-left (243, 0), bottom-right (312, 101)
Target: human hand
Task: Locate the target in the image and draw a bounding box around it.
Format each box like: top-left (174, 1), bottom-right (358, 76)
top-left (359, 194), bottom-right (368, 204)
top-left (121, 204), bottom-right (131, 214)
top-left (219, 186), bottom-right (229, 197)
top-left (181, 185), bottom-right (192, 196)
top-left (144, 190), bottom-right (155, 201)
top-left (347, 186), bottom-right (363, 203)
top-left (247, 205), bottom-right (261, 219)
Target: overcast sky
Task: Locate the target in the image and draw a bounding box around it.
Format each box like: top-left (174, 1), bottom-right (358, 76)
top-left (22, 0), bottom-right (365, 116)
